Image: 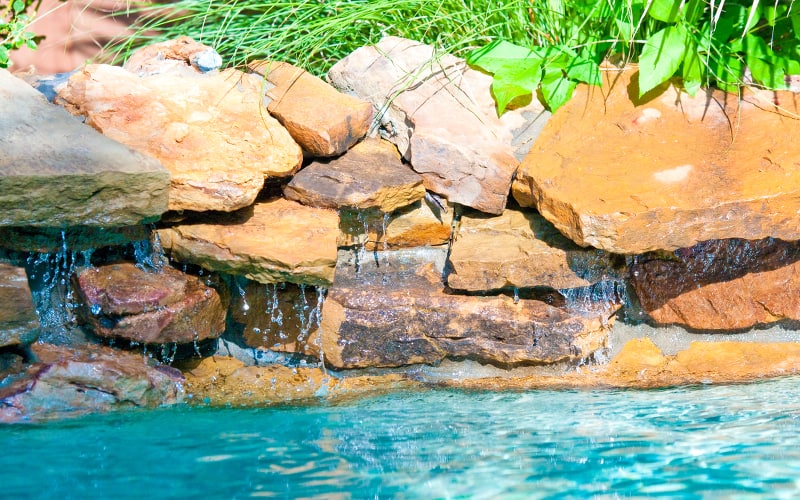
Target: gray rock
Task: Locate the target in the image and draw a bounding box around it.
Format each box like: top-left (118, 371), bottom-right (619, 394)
top-left (0, 263), bottom-right (39, 348)
top-left (0, 69), bottom-right (170, 227)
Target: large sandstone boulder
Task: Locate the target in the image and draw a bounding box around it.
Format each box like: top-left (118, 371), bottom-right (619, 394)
top-left (56, 64), bottom-right (302, 212)
top-left (157, 198), bottom-right (339, 286)
top-left (513, 67), bottom-right (800, 253)
top-left (0, 263), bottom-right (39, 347)
top-left (320, 247), bottom-right (618, 369)
top-left (249, 60), bottom-right (374, 157)
top-left (72, 263), bottom-right (226, 344)
top-left (447, 208), bottom-right (624, 292)
top-left (328, 37), bottom-right (522, 214)
top-left (284, 138), bottom-right (425, 212)
top-left (0, 69), bottom-right (169, 227)
top-left (629, 238), bottom-right (800, 330)
top-left (337, 198), bottom-right (453, 250)
top-left (0, 343), bottom-right (184, 423)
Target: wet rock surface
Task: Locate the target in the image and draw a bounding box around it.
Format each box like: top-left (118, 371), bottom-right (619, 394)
top-left (0, 263), bottom-right (39, 348)
top-left (249, 60), bottom-right (374, 157)
top-left (73, 263), bottom-right (226, 344)
top-left (56, 64), bottom-right (302, 212)
top-left (447, 208), bottom-right (624, 292)
top-left (284, 138), bottom-right (426, 212)
top-left (337, 198), bottom-right (453, 250)
top-left (630, 238), bottom-right (800, 330)
top-left (328, 36), bottom-right (520, 214)
top-left (157, 198), bottom-right (339, 286)
top-left (321, 247), bottom-right (619, 369)
top-left (0, 343), bottom-right (184, 423)
top-left (0, 68), bottom-right (170, 227)
top-left (512, 67), bottom-right (800, 253)
top-left (0, 225), bottom-right (148, 253)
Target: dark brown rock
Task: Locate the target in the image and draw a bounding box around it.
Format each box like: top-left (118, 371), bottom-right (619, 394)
top-left (73, 263), bottom-right (226, 344)
top-left (0, 225), bottom-right (148, 253)
top-left (629, 238), bottom-right (800, 330)
top-left (320, 248), bottom-right (618, 369)
top-left (249, 60), bottom-right (374, 157)
top-left (284, 138), bottom-right (425, 212)
top-left (0, 263), bottom-right (39, 347)
top-left (0, 343), bottom-right (184, 423)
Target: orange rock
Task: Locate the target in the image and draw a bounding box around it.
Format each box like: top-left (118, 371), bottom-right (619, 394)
top-left (630, 238), bottom-right (800, 330)
top-left (249, 60), bottom-right (374, 157)
top-left (513, 66), bottom-right (800, 253)
top-left (56, 64), bottom-right (302, 212)
top-left (157, 198), bottom-right (339, 286)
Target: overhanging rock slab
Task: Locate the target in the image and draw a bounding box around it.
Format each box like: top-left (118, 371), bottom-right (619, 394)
top-left (0, 69), bottom-right (169, 227)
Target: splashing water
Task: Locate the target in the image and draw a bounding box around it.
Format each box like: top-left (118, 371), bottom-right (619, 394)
top-left (133, 228), bottom-right (167, 272)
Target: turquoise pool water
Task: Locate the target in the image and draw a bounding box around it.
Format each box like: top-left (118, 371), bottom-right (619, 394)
top-left (3, 378), bottom-right (800, 499)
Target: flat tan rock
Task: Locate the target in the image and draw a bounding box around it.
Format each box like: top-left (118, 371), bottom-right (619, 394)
top-left (338, 198), bottom-right (453, 250)
top-left (320, 248), bottom-right (618, 369)
top-left (56, 64), bottom-right (302, 212)
top-left (249, 60), bottom-right (374, 157)
top-left (447, 208), bottom-right (623, 291)
top-left (157, 198), bottom-right (339, 286)
top-left (178, 355), bottom-right (417, 406)
top-left (284, 138), bottom-right (425, 212)
top-left (440, 338), bottom-right (800, 390)
top-left (630, 238), bottom-right (800, 330)
top-left (0, 68), bottom-right (169, 227)
top-left (513, 66), bottom-right (800, 253)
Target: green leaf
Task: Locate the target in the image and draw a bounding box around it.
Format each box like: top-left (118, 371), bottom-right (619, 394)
top-left (648, 0), bottom-right (681, 23)
top-left (467, 40), bottom-right (544, 74)
top-left (541, 68), bottom-right (577, 112)
top-left (714, 53), bottom-right (744, 91)
top-left (12, 0), bottom-right (25, 15)
top-left (638, 25), bottom-right (688, 96)
top-left (565, 56), bottom-right (601, 85)
top-left (748, 55), bottom-right (785, 88)
top-left (491, 78), bottom-right (533, 116)
top-left (681, 42), bottom-right (703, 96)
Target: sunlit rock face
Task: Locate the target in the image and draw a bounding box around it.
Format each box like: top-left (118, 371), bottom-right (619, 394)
top-left (629, 238), bottom-right (800, 330)
top-left (447, 207), bottom-right (624, 292)
top-left (0, 343), bottom-right (184, 423)
top-left (157, 198), bottom-right (339, 286)
top-left (328, 36), bottom-right (528, 215)
top-left (123, 36), bottom-right (222, 76)
top-left (72, 263), bottom-right (225, 344)
top-left (249, 60), bottom-right (374, 157)
top-left (284, 138), bottom-right (426, 212)
top-left (337, 198), bottom-right (453, 250)
top-left (320, 247), bottom-right (619, 369)
top-left (0, 69), bottom-right (169, 227)
top-left (55, 64), bottom-right (302, 212)
top-left (0, 263), bottom-right (39, 348)
top-left (512, 67), bottom-right (800, 253)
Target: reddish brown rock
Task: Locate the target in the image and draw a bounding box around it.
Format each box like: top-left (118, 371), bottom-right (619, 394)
top-left (512, 66), bottom-right (800, 253)
top-left (0, 343), bottom-right (184, 423)
top-left (328, 37), bottom-right (519, 214)
top-left (284, 138), bottom-right (425, 212)
top-left (337, 198), bottom-right (453, 250)
top-left (447, 208), bottom-right (623, 291)
top-left (320, 248), bottom-right (619, 369)
top-left (124, 36), bottom-right (222, 76)
top-left (249, 60), bottom-right (374, 157)
top-left (629, 238), bottom-right (800, 330)
top-left (229, 281), bottom-right (324, 357)
top-left (157, 198), bottom-right (339, 286)
top-left (73, 263), bottom-right (225, 344)
top-left (0, 263), bottom-right (39, 347)
top-left (56, 64), bottom-right (302, 212)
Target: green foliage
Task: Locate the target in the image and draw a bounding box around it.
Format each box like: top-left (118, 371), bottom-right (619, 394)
top-left (0, 0), bottom-right (46, 69)
top-left (467, 1), bottom-right (800, 113)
